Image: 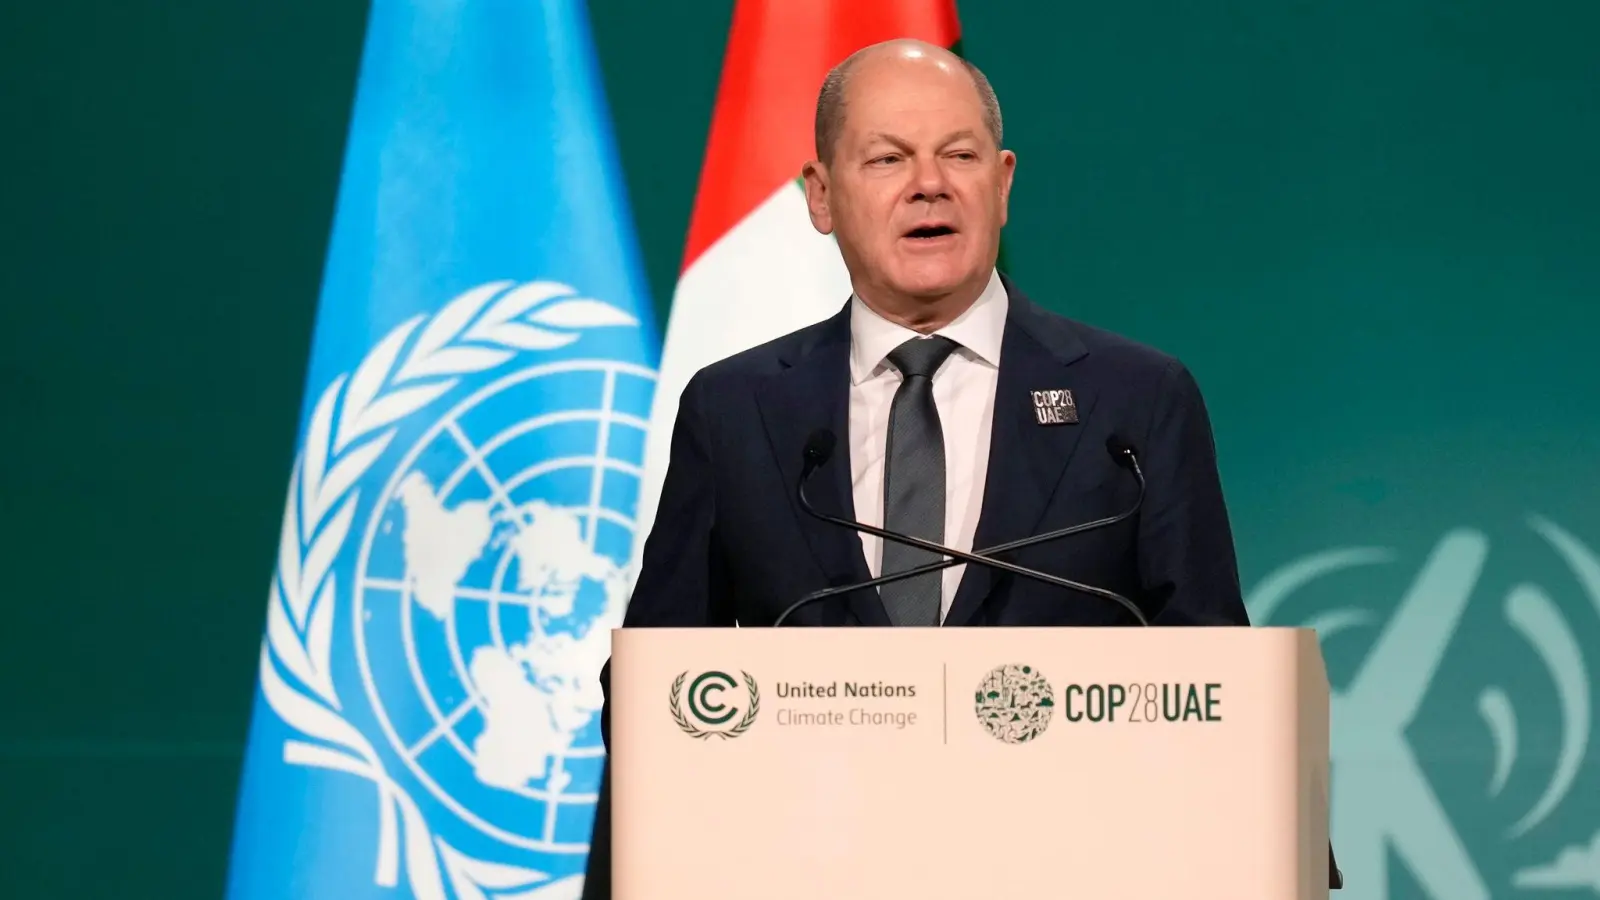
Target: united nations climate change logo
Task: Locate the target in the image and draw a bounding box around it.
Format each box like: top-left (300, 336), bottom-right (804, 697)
top-left (258, 280), bottom-right (651, 899)
top-left (669, 670), bottom-right (760, 739)
top-left (975, 663), bottom-right (1055, 744)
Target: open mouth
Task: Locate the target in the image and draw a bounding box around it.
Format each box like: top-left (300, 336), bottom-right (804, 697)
top-left (904, 224), bottom-right (957, 240)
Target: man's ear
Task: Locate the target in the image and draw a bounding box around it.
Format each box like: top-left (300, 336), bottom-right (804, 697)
top-left (800, 159), bottom-right (834, 235)
top-left (996, 149), bottom-right (1017, 227)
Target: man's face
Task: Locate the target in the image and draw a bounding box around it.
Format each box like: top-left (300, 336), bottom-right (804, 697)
top-left (804, 53), bottom-right (1015, 307)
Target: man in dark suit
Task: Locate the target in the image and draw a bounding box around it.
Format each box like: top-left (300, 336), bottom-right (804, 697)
top-left (581, 38), bottom-right (1248, 898)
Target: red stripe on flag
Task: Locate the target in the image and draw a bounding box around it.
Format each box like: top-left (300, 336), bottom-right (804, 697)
top-left (680, 0), bottom-right (961, 272)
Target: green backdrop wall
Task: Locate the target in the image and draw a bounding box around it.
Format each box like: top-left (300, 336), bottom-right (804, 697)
top-left (3, 1), bottom-right (1596, 898)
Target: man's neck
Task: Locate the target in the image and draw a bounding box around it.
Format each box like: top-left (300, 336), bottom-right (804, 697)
top-left (854, 274), bottom-right (990, 334)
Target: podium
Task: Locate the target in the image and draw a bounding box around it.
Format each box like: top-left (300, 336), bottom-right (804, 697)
top-left (608, 625), bottom-right (1332, 899)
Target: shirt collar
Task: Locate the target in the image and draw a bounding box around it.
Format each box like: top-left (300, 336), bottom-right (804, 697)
top-left (848, 268), bottom-right (1008, 386)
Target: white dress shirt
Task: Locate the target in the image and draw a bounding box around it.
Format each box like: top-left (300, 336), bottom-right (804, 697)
top-left (848, 268), bottom-right (1007, 622)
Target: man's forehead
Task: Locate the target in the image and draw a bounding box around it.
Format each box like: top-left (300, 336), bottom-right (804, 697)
top-left (849, 40), bottom-right (963, 75)
top-left (857, 127), bottom-right (981, 147)
top-left (848, 53), bottom-right (969, 94)
top-left (843, 64), bottom-right (981, 117)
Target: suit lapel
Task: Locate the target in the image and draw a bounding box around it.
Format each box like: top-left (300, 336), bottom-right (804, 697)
top-left (945, 290), bottom-right (1096, 627)
top-left (754, 303), bottom-right (887, 626)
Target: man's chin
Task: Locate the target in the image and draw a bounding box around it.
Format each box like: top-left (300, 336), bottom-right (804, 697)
top-left (888, 265), bottom-right (983, 301)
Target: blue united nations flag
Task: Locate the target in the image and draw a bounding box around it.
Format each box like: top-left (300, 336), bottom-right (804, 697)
top-left (225, 3), bottom-right (654, 897)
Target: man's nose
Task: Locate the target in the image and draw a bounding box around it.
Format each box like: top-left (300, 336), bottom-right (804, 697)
top-left (907, 156), bottom-right (950, 201)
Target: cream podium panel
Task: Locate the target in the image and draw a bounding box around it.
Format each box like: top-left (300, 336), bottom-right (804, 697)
top-left (609, 626), bottom-right (1330, 900)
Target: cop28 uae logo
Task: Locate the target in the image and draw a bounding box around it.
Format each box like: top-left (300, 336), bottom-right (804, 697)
top-left (974, 663), bottom-right (1055, 744)
top-left (670, 671), bottom-right (760, 739)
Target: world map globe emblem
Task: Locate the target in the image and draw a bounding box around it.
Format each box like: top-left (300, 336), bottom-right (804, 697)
top-left (352, 359), bottom-right (655, 854)
top-left (974, 663), bottom-right (1055, 744)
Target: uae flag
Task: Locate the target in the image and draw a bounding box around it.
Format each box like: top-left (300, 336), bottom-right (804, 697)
top-left (629, 0), bottom-right (965, 569)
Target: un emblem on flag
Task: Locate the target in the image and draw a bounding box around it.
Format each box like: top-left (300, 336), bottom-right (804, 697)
top-left (259, 280), bottom-right (652, 897)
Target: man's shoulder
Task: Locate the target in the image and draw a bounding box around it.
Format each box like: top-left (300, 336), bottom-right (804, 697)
top-left (680, 310), bottom-right (844, 395)
top-left (1011, 290), bottom-right (1187, 382)
top-left (1071, 315), bottom-right (1180, 370)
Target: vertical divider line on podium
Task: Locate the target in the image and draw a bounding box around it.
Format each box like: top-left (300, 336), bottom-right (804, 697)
top-left (941, 663), bottom-right (948, 745)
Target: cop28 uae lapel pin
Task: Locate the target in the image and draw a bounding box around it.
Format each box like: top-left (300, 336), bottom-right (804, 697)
top-left (1031, 389), bottom-right (1079, 425)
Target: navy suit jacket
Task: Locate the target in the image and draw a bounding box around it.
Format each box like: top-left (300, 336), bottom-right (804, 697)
top-left (579, 276), bottom-right (1249, 898)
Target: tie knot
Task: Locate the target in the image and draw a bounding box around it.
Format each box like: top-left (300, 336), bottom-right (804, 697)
top-left (886, 335), bottom-right (959, 379)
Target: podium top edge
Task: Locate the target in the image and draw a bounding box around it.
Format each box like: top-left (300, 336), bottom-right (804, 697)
top-left (609, 625), bottom-right (1309, 634)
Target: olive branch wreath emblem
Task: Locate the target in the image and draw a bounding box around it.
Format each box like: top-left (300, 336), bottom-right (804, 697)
top-left (669, 671), bottom-right (760, 740)
top-left (257, 279), bottom-right (639, 900)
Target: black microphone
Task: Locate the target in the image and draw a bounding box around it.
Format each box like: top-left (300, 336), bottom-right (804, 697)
top-left (775, 430), bottom-right (1149, 626)
top-left (800, 429), bottom-right (836, 481)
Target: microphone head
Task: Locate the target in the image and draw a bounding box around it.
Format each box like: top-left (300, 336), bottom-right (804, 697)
top-left (802, 429), bottom-right (837, 470)
top-left (1105, 434), bottom-right (1139, 470)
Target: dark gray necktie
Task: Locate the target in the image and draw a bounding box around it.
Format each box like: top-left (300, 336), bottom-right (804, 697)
top-left (879, 335), bottom-right (960, 626)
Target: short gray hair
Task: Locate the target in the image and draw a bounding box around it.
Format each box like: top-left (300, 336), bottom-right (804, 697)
top-left (814, 48), bottom-right (1003, 165)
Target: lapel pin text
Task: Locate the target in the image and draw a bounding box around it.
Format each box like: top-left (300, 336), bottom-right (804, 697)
top-left (1031, 389), bottom-right (1078, 425)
